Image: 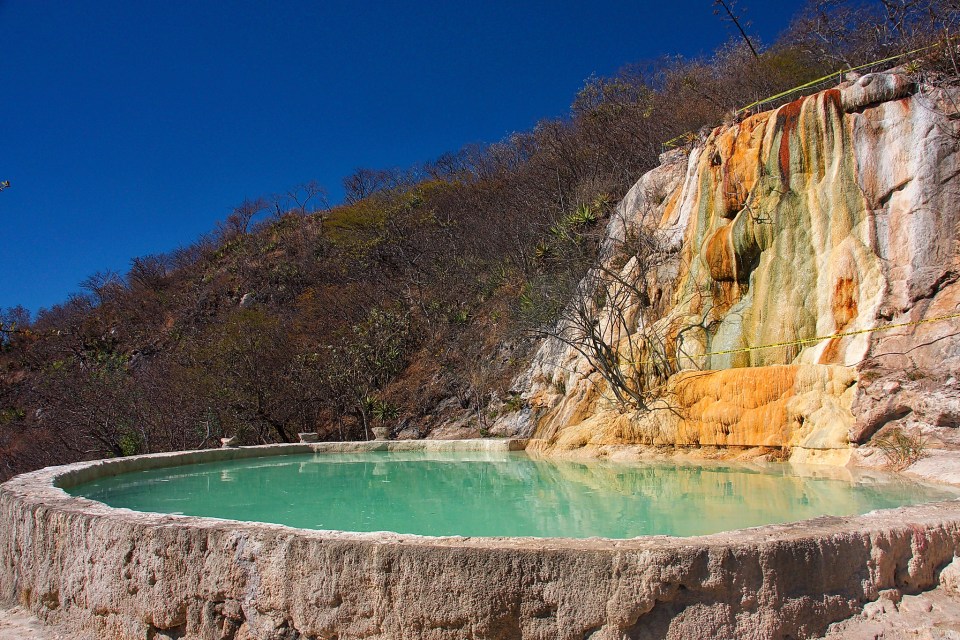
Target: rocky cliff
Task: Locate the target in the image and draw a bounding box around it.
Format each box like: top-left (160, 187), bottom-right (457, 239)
top-left (506, 72), bottom-right (960, 465)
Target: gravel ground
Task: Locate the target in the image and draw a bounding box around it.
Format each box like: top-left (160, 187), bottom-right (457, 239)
top-left (0, 607), bottom-right (70, 640)
top-left (3, 590), bottom-right (960, 640)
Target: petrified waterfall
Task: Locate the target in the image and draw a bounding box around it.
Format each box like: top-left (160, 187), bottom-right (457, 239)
top-left (511, 72), bottom-right (960, 464)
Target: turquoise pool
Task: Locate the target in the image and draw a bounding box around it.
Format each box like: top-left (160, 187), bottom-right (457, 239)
top-left (66, 451), bottom-right (960, 538)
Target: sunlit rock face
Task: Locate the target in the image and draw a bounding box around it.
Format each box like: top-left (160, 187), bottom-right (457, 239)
top-left (508, 72), bottom-right (960, 461)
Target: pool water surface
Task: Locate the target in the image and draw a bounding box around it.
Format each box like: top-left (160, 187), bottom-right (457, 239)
top-left (66, 451), bottom-right (960, 538)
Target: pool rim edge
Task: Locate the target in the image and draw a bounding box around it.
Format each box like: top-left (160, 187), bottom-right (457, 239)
top-left (6, 438), bottom-right (960, 551)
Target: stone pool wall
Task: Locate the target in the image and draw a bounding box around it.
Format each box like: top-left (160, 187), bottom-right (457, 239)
top-left (2, 442), bottom-right (960, 640)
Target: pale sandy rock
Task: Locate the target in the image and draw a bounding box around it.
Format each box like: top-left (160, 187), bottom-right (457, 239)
top-left (426, 419), bottom-right (482, 440)
top-left (942, 558), bottom-right (960, 595)
top-left (487, 405), bottom-right (531, 437)
top-left (840, 72), bottom-right (914, 111)
top-left (905, 452), bottom-right (960, 485)
top-left (821, 585), bottom-right (960, 640)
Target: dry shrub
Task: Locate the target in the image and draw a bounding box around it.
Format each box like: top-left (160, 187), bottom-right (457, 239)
top-left (872, 426), bottom-right (928, 470)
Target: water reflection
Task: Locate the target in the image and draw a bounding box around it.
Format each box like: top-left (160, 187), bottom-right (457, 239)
top-left (67, 452), bottom-right (960, 538)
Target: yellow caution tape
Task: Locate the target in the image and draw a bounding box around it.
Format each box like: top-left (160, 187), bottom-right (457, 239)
top-left (628, 311), bottom-right (960, 367)
top-left (736, 42), bottom-right (939, 114)
top-left (662, 39), bottom-right (949, 149)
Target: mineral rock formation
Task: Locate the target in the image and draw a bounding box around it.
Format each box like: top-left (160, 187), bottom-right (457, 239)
top-left (507, 72), bottom-right (960, 461)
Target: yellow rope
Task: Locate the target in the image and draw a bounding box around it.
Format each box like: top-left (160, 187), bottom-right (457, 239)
top-left (628, 311), bottom-right (960, 367)
top-left (736, 42), bottom-right (939, 114)
top-left (662, 40), bottom-right (948, 149)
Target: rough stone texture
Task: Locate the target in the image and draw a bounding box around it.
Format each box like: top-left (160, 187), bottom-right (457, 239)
top-left (504, 73), bottom-right (960, 461)
top-left (4, 444), bottom-right (960, 640)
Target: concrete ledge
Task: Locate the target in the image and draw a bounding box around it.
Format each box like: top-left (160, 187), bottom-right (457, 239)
top-left (2, 440), bottom-right (960, 639)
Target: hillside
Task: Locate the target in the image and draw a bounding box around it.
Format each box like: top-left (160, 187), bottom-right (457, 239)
top-left (2, 1), bottom-right (959, 479)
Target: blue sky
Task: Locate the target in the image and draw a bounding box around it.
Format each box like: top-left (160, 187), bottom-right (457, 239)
top-left (0, 0), bottom-right (799, 313)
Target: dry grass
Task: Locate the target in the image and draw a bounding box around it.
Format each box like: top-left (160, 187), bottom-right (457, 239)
top-left (872, 426), bottom-right (928, 470)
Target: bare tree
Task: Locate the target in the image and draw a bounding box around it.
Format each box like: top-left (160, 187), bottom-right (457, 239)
top-left (0, 306), bottom-right (30, 345)
top-left (343, 168), bottom-right (393, 204)
top-left (532, 210), bottom-right (686, 411)
top-left (785, 0), bottom-right (960, 68)
top-left (80, 270), bottom-right (123, 306)
top-left (276, 181), bottom-right (328, 217)
top-left (219, 197), bottom-right (270, 240)
top-left (128, 254), bottom-right (171, 292)
top-left (714, 0), bottom-right (760, 59)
